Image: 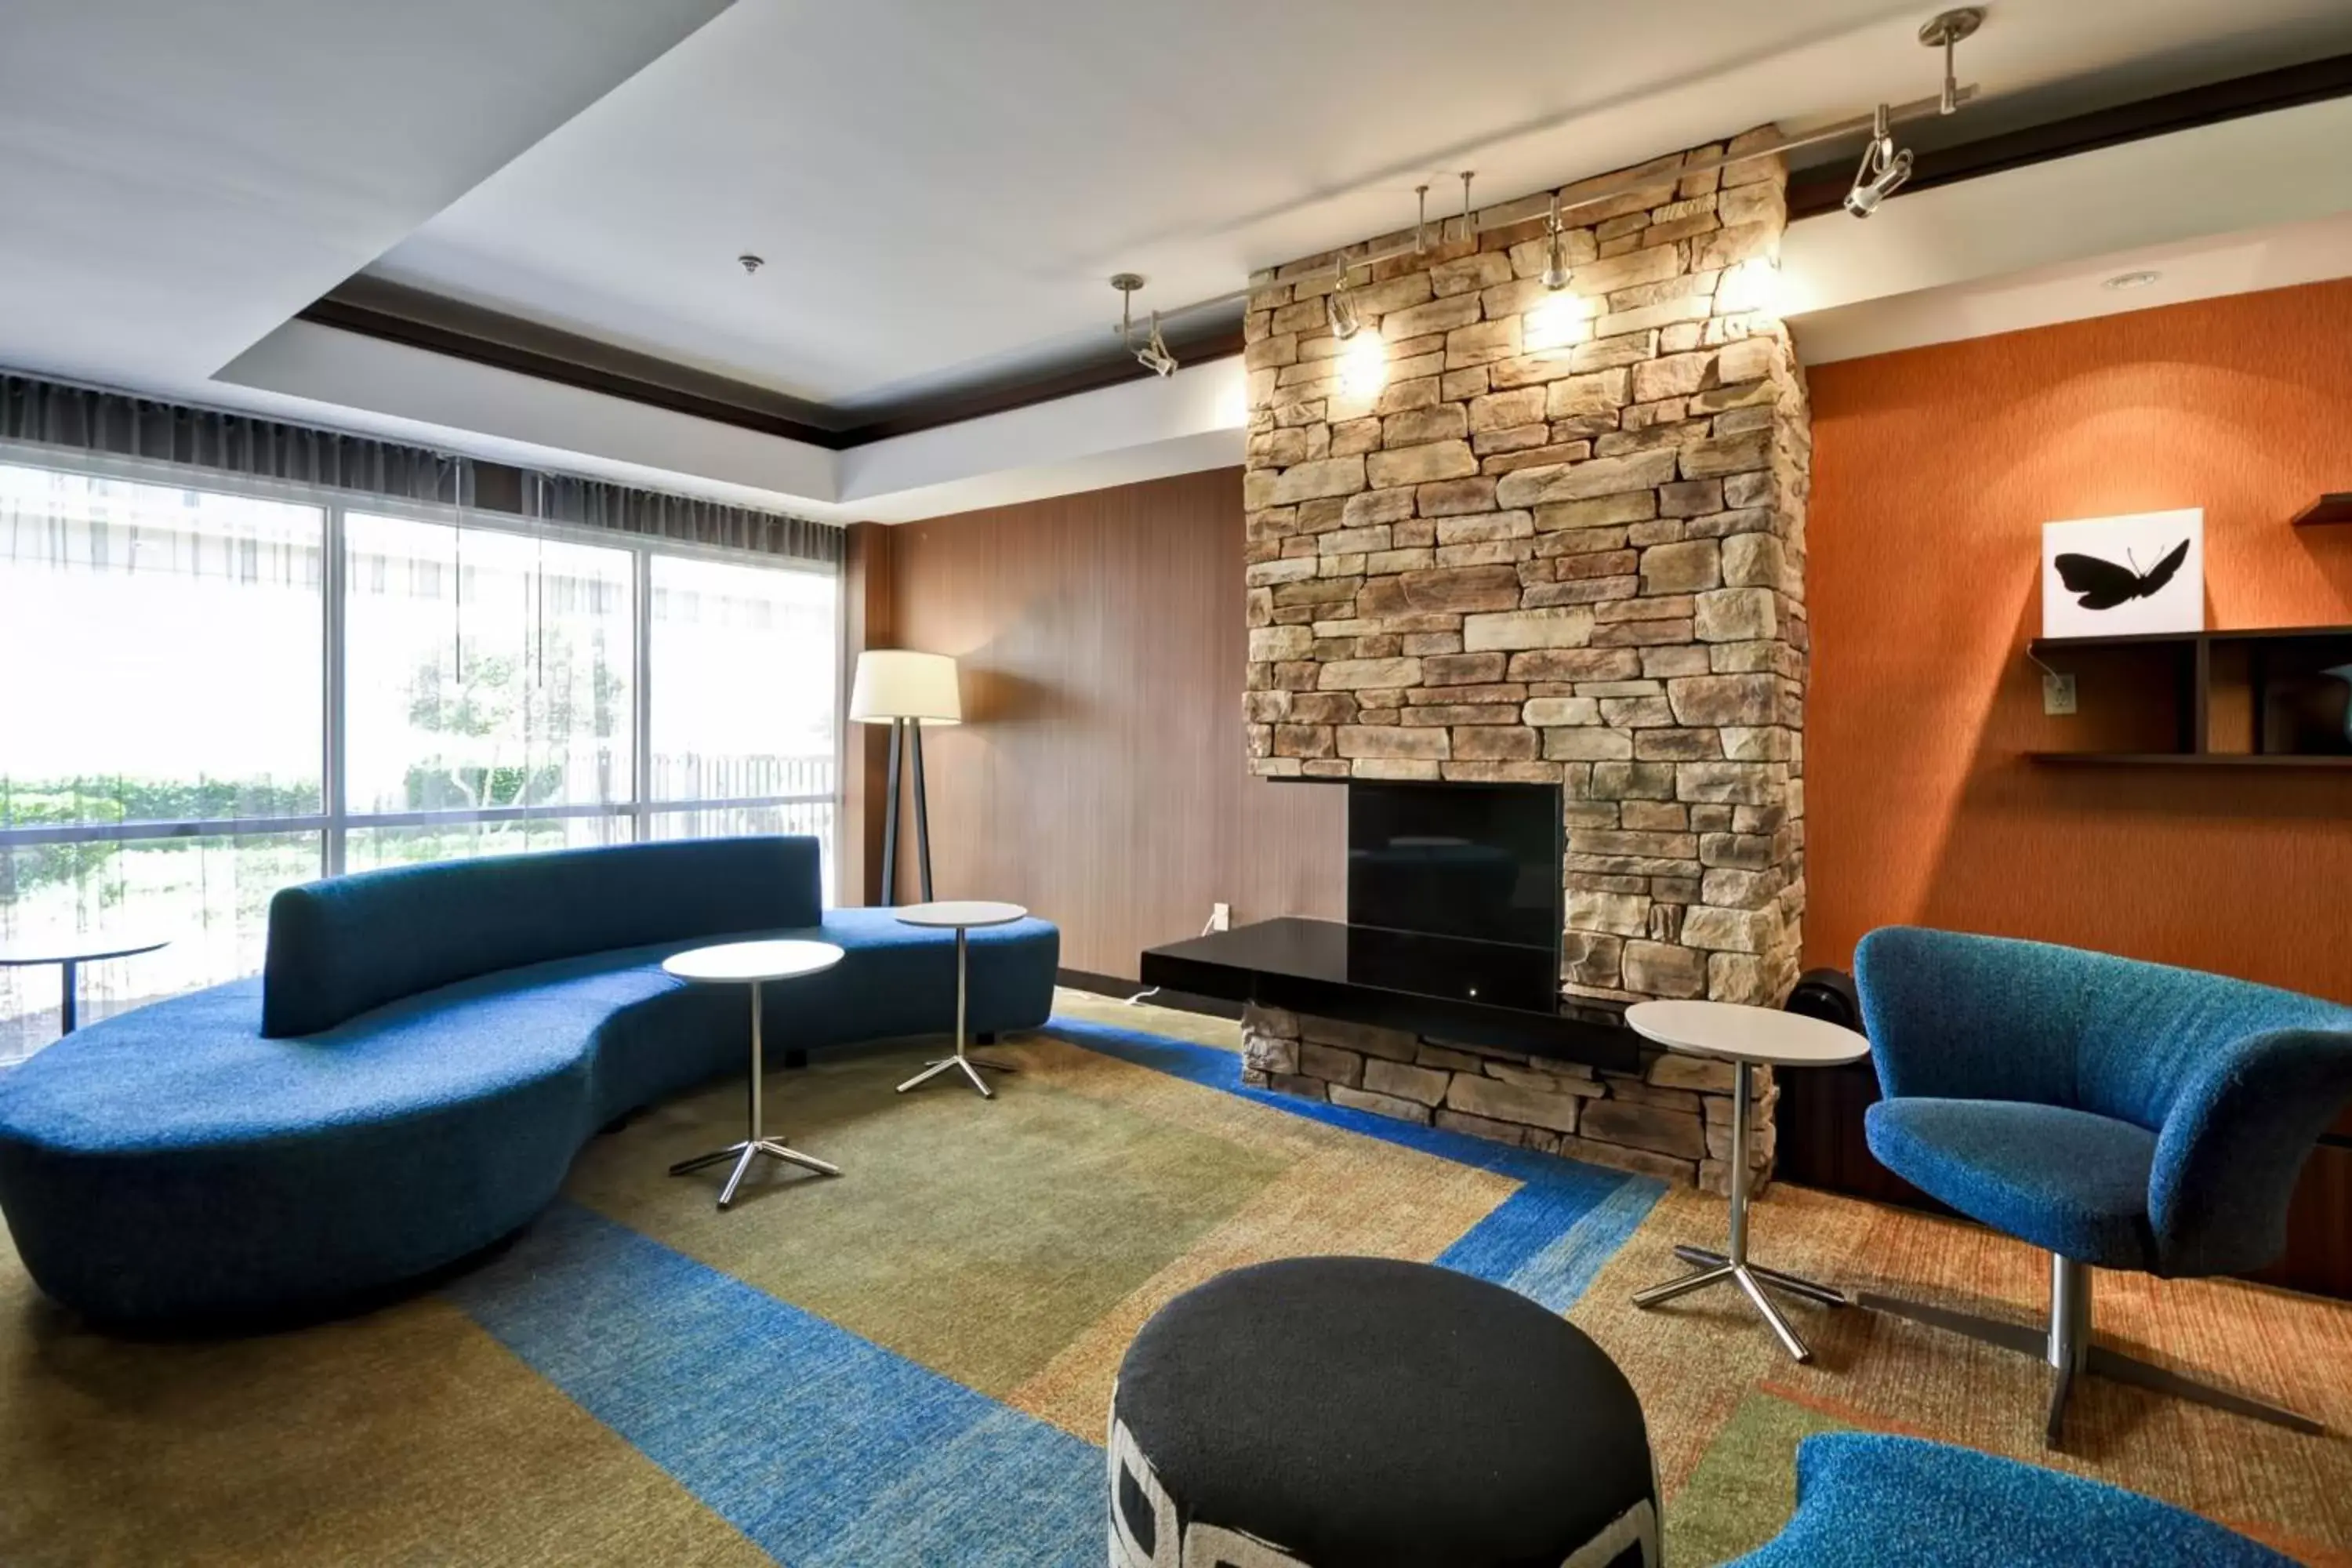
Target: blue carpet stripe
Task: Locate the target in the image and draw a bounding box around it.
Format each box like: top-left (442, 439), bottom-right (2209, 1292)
top-left (1485, 1174), bottom-right (1664, 1310)
top-left (1044, 1015), bottom-right (1664, 1308)
top-left (445, 1200), bottom-right (1102, 1567)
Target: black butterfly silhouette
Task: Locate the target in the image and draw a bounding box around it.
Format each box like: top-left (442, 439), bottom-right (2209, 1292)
top-left (2054, 539), bottom-right (2190, 611)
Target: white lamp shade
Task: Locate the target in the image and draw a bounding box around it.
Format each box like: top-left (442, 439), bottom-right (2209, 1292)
top-left (849, 649), bottom-right (962, 725)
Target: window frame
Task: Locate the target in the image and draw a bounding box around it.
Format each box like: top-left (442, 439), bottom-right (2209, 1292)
top-left (0, 440), bottom-right (842, 885)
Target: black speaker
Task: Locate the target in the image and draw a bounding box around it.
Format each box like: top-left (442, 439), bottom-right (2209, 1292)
top-left (1785, 967), bottom-right (1860, 1033)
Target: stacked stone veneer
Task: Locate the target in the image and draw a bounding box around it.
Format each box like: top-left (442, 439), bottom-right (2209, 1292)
top-left (1240, 1005), bottom-right (1771, 1193)
top-left (1239, 133), bottom-right (1809, 1190)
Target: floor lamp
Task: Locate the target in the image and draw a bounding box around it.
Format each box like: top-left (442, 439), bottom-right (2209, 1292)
top-left (848, 649), bottom-right (962, 906)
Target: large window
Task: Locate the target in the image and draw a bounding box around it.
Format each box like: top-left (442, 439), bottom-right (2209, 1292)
top-left (647, 553), bottom-right (837, 841)
top-left (0, 455), bottom-right (838, 1061)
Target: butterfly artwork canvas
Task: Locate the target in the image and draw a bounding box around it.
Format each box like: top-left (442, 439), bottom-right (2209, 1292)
top-left (2040, 510), bottom-right (2205, 638)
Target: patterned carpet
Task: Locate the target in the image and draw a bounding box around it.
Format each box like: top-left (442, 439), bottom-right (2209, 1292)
top-left (2, 989), bottom-right (2348, 1566)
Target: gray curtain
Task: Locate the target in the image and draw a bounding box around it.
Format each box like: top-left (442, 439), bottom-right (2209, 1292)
top-left (526, 473), bottom-right (842, 565)
top-left (0, 372), bottom-right (840, 567)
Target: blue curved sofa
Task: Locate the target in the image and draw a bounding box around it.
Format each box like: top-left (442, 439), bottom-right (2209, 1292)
top-left (0, 836), bottom-right (1058, 1327)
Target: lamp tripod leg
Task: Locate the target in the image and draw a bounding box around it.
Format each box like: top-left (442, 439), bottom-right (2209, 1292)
top-left (880, 718), bottom-right (903, 907)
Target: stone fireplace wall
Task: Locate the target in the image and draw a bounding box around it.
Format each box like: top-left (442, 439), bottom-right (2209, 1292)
top-left (1238, 135), bottom-right (1810, 1189)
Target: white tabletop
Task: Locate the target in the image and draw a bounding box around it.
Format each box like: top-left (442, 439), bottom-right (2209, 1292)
top-left (0, 933), bottom-right (169, 966)
top-left (663, 939), bottom-right (844, 985)
top-left (1625, 1000), bottom-right (1869, 1067)
top-left (895, 900), bottom-right (1026, 930)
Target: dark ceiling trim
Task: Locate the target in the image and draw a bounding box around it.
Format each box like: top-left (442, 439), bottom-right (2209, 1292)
top-left (1789, 51), bottom-right (2352, 221)
top-left (297, 285), bottom-right (1245, 452)
top-left (297, 291), bottom-right (851, 448)
top-left (833, 316), bottom-right (1246, 444)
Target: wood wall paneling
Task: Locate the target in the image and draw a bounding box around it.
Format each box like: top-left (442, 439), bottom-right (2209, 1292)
top-left (872, 468), bottom-right (1345, 978)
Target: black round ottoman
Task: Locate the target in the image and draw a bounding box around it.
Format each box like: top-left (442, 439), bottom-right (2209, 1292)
top-left (1108, 1257), bottom-right (1658, 1568)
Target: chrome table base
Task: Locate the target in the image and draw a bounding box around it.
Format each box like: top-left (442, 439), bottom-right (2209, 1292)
top-left (1669, 1244), bottom-right (1855, 1308)
top-left (1859, 1255), bottom-right (2324, 1447)
top-left (897, 1051), bottom-right (1015, 1098)
top-left (895, 926), bottom-right (1012, 1098)
top-left (669, 1138), bottom-right (841, 1208)
top-left (670, 977), bottom-right (840, 1210)
top-left (1632, 1058), bottom-right (1848, 1363)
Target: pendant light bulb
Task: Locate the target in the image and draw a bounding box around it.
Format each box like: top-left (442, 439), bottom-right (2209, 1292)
top-left (1541, 195), bottom-right (1570, 292)
top-left (1327, 264), bottom-right (1361, 341)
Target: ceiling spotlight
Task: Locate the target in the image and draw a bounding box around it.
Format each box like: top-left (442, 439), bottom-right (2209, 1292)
top-left (1112, 273), bottom-right (1181, 377)
top-left (738, 253), bottom-right (764, 274)
top-left (1542, 194), bottom-right (1570, 291)
top-left (1327, 260), bottom-right (1361, 340)
top-left (1844, 103), bottom-right (1914, 219)
top-left (2103, 270), bottom-right (2162, 291)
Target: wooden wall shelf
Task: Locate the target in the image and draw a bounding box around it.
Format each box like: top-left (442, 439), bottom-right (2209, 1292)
top-left (2027, 624), bottom-right (2352, 767)
top-left (2291, 493), bottom-right (2352, 527)
top-left (2027, 751), bottom-right (2352, 769)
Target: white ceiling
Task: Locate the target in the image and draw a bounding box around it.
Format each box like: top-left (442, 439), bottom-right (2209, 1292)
top-left (1789, 207), bottom-right (2352, 366)
top-left (365, 0), bottom-right (2352, 412)
top-left (0, 0), bottom-right (729, 391)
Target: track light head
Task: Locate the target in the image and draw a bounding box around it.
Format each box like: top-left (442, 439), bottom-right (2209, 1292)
top-left (1844, 103), bottom-right (1913, 219)
top-left (1327, 267), bottom-right (1361, 340)
top-left (1136, 312), bottom-right (1179, 377)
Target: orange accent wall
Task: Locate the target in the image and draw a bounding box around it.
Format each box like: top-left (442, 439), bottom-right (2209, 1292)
top-left (1805, 278), bottom-right (2352, 1001)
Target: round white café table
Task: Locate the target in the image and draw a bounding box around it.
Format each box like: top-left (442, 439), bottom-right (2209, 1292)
top-left (892, 901), bottom-right (1027, 1100)
top-left (662, 939), bottom-right (845, 1210)
top-left (1624, 999), bottom-right (1871, 1363)
top-left (0, 933), bottom-right (169, 1036)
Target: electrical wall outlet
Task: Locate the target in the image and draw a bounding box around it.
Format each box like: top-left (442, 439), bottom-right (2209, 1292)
top-left (2042, 671), bottom-right (2078, 716)
top-left (1209, 902), bottom-right (1232, 932)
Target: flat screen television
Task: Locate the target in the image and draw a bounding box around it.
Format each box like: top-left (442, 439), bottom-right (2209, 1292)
top-left (1346, 780), bottom-right (1562, 955)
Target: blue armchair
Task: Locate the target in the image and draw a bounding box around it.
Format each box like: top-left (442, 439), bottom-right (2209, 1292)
top-left (1853, 927), bottom-right (2352, 1446)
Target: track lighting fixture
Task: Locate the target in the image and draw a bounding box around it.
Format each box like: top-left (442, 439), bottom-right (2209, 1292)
top-left (1844, 103), bottom-right (1913, 219)
top-left (1541, 194), bottom-right (1570, 291)
top-left (1111, 273), bottom-right (1180, 376)
top-left (1327, 258), bottom-right (1361, 340)
top-left (1135, 312), bottom-right (1178, 377)
top-left (1842, 10), bottom-right (1976, 220)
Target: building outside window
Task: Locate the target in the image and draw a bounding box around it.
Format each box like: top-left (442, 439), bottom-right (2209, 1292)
top-left (0, 454), bottom-right (839, 1063)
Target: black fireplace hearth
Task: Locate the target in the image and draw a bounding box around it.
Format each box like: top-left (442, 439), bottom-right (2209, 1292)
top-left (1138, 779), bottom-right (1632, 1072)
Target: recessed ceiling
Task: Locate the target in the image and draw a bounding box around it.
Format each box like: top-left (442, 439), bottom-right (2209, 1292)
top-left (365, 0), bottom-right (2352, 416)
top-left (0, 0), bottom-right (728, 390)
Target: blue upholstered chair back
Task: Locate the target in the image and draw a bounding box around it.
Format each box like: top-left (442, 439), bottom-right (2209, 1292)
top-left (1855, 927), bottom-right (2352, 1276)
top-left (260, 836), bottom-right (823, 1037)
